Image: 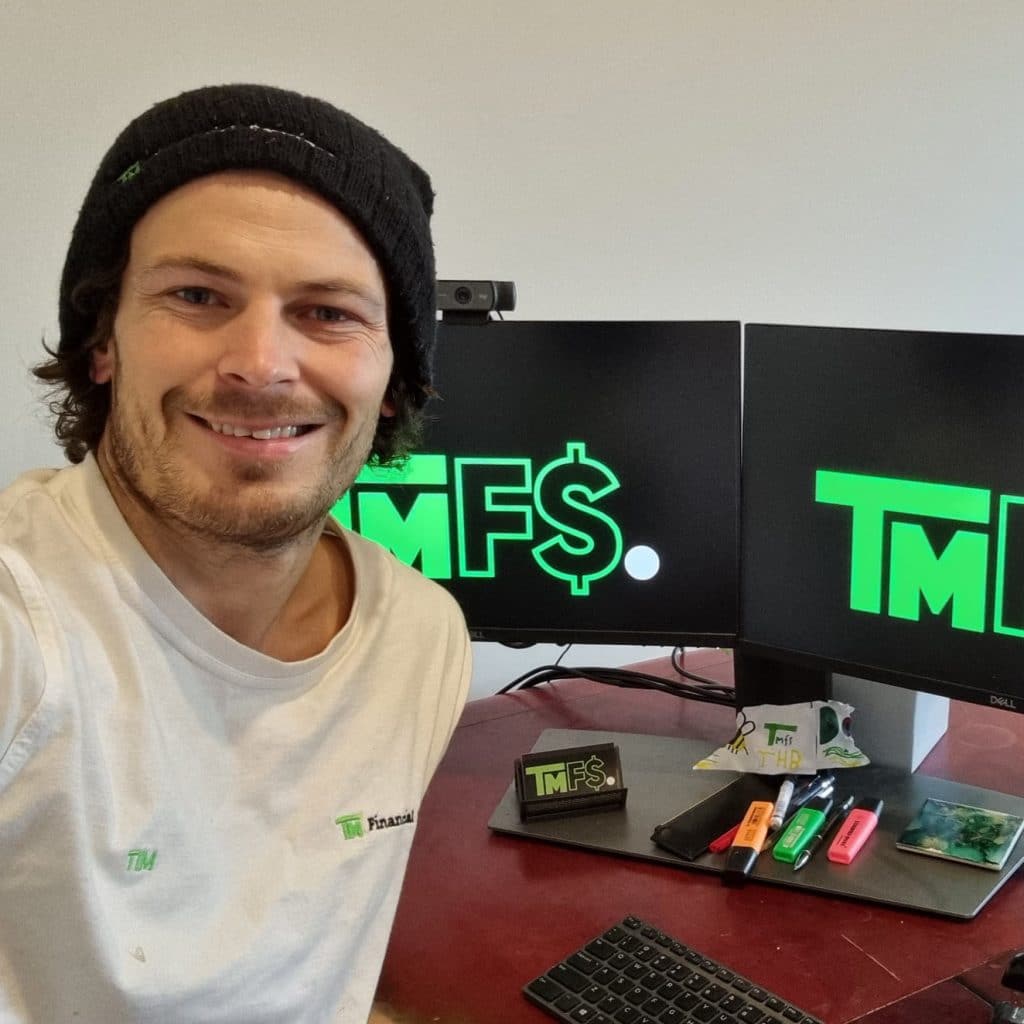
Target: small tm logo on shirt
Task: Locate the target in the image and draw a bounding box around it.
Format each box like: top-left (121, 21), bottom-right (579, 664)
top-left (126, 848), bottom-right (157, 871)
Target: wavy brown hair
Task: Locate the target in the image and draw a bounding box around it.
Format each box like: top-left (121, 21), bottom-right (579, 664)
top-left (33, 254), bottom-right (428, 467)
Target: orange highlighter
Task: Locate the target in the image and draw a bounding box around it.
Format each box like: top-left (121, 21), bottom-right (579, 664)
top-left (723, 800), bottom-right (774, 884)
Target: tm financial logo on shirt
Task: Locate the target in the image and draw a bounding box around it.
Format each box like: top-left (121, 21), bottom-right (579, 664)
top-left (334, 810), bottom-right (416, 841)
top-left (332, 441), bottom-right (661, 597)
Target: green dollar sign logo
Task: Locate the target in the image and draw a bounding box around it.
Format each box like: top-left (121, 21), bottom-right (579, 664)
top-left (532, 442), bottom-right (624, 596)
top-left (583, 755), bottom-right (608, 791)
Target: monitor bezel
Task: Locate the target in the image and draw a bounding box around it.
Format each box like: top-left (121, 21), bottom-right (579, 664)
top-left (423, 318), bottom-right (743, 648)
top-left (737, 320), bottom-right (1024, 716)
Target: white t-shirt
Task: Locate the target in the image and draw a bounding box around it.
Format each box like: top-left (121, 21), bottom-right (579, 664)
top-left (0, 457), bottom-right (471, 1023)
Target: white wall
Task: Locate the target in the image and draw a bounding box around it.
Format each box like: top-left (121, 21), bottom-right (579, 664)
top-left (5, 1), bottom-right (1024, 697)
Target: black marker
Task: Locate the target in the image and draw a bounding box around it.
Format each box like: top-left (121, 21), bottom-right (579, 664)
top-left (793, 795), bottom-right (855, 871)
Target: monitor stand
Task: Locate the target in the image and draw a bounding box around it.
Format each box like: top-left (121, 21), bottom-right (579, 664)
top-left (832, 674), bottom-right (950, 773)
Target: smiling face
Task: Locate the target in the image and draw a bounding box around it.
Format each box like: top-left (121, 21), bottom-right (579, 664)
top-left (91, 170), bottom-right (395, 552)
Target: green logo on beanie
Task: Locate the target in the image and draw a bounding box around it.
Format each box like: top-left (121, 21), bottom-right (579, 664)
top-left (116, 161), bottom-right (142, 184)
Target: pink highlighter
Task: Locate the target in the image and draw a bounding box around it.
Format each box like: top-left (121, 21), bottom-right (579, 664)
top-left (827, 798), bottom-right (884, 863)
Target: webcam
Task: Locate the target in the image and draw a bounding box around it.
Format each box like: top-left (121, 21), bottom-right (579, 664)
top-left (437, 280), bottom-right (516, 315)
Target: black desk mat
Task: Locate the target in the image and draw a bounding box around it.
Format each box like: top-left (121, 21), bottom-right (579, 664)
top-left (487, 728), bottom-right (1024, 920)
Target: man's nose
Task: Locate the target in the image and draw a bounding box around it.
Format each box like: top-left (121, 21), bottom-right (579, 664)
top-left (216, 303), bottom-right (300, 387)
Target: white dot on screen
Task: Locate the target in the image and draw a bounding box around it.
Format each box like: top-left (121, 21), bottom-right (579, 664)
top-left (624, 545), bottom-right (660, 581)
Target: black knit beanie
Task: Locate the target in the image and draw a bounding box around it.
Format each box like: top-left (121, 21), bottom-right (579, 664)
top-left (58, 83), bottom-right (436, 403)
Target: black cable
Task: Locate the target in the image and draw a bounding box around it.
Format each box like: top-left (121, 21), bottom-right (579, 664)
top-left (496, 662), bottom-right (735, 707)
top-left (670, 645), bottom-right (732, 689)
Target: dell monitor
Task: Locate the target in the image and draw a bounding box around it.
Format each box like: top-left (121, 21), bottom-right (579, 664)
top-left (333, 320), bottom-right (741, 646)
top-left (740, 322), bottom-right (1024, 714)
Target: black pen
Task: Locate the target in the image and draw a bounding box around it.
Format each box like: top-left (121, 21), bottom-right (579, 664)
top-left (791, 771), bottom-right (835, 806)
top-left (764, 781), bottom-right (834, 853)
top-left (793, 795), bottom-right (855, 871)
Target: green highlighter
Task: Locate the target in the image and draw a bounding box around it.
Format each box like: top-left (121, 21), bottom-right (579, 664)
top-left (772, 796), bottom-right (834, 864)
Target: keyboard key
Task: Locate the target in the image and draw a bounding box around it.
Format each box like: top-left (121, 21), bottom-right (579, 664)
top-left (550, 963), bottom-right (591, 993)
top-left (588, 939), bottom-right (617, 960)
top-left (555, 993), bottom-right (581, 1012)
top-left (569, 1008), bottom-right (607, 1023)
top-left (640, 996), bottom-right (669, 1015)
top-left (656, 981), bottom-right (683, 1001)
top-left (700, 984), bottom-right (727, 1004)
top-left (737, 1008), bottom-right (766, 1023)
top-left (569, 952), bottom-right (601, 975)
top-left (719, 994), bottom-right (747, 1014)
top-left (527, 975), bottom-right (564, 1002)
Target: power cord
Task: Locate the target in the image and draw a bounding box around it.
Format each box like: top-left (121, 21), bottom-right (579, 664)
top-left (496, 646), bottom-right (735, 707)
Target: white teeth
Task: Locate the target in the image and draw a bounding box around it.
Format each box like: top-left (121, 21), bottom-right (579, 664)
top-left (207, 421), bottom-right (301, 439)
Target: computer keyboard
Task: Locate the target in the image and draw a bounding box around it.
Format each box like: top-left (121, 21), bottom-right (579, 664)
top-left (524, 915), bottom-right (823, 1024)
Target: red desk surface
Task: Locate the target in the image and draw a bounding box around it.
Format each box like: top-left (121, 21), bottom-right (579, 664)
top-left (378, 651), bottom-right (1024, 1023)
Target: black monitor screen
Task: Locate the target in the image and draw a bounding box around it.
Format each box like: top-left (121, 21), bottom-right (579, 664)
top-left (741, 323), bottom-right (1024, 711)
top-left (334, 320), bottom-right (741, 645)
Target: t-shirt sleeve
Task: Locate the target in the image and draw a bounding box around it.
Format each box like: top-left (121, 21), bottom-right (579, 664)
top-left (422, 597), bottom-right (473, 778)
top-left (0, 558), bottom-right (47, 771)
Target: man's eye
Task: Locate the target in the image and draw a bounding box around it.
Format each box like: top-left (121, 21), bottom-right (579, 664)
top-left (311, 306), bottom-right (350, 323)
top-left (174, 287), bottom-right (214, 305)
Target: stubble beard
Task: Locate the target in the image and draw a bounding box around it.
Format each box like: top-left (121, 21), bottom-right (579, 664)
top-left (104, 390), bottom-right (376, 555)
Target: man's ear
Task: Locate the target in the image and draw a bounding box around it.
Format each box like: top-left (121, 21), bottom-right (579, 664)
top-left (380, 379), bottom-right (397, 418)
top-left (90, 336), bottom-right (114, 385)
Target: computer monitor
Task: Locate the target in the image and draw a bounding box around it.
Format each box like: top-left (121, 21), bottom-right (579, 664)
top-left (740, 322), bottom-right (1024, 714)
top-left (333, 320), bottom-right (741, 646)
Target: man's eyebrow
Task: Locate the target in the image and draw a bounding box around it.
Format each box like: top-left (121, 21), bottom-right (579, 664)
top-left (138, 256), bottom-right (384, 306)
top-left (295, 277), bottom-right (386, 307)
top-left (139, 256), bottom-right (244, 282)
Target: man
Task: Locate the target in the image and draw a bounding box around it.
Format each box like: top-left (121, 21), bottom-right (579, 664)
top-left (0, 84), bottom-right (471, 1023)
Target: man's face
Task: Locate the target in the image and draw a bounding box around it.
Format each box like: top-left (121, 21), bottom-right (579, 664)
top-left (92, 170), bottom-right (395, 551)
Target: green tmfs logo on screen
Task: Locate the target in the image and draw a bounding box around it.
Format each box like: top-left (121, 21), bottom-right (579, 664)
top-left (816, 469), bottom-right (1024, 638)
top-left (331, 442), bottom-right (661, 596)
